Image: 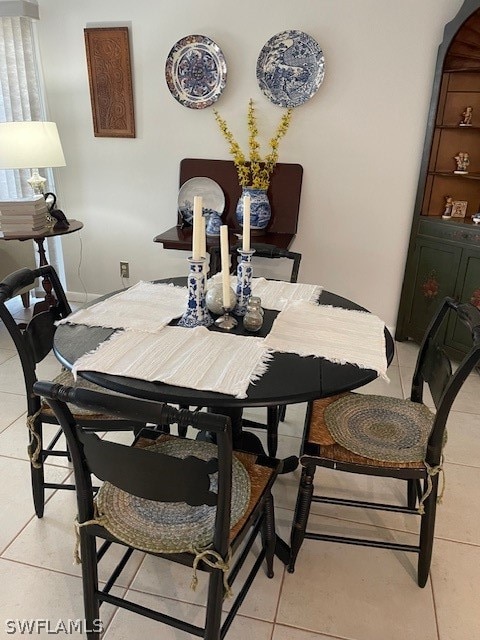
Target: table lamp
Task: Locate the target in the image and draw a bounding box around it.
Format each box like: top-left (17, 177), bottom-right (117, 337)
top-left (0, 121), bottom-right (66, 195)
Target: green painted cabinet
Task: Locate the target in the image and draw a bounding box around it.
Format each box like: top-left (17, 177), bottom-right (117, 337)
top-left (397, 217), bottom-right (480, 357)
top-left (398, 234), bottom-right (462, 344)
top-left (446, 247), bottom-right (480, 352)
top-left (396, 0), bottom-right (480, 358)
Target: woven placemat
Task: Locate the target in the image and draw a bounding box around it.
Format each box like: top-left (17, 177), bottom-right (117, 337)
top-left (96, 439), bottom-right (251, 554)
top-left (324, 394), bottom-right (435, 463)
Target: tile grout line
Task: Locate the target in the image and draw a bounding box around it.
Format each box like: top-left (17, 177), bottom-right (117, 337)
top-left (0, 554), bottom-right (128, 591)
top-left (0, 410), bottom-right (27, 434)
top-left (273, 620), bottom-right (354, 640)
top-left (0, 478), bottom-right (71, 558)
top-left (0, 452), bottom-right (74, 470)
top-left (0, 555), bottom-right (84, 582)
top-left (272, 506), bottom-right (480, 551)
top-left (0, 511), bottom-right (38, 557)
top-left (429, 573), bottom-right (442, 640)
top-left (270, 559), bottom-right (287, 638)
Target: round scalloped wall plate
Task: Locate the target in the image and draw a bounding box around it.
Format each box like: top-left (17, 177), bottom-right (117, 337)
top-left (165, 35), bottom-right (227, 109)
top-left (256, 30), bottom-right (325, 108)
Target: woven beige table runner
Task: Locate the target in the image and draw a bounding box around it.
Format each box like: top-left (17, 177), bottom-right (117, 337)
top-left (72, 326), bottom-right (272, 399)
top-left (57, 281), bottom-right (188, 333)
top-left (209, 274), bottom-right (322, 311)
top-left (264, 300), bottom-right (389, 381)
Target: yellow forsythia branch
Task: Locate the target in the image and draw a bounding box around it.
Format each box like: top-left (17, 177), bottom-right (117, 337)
top-left (214, 101), bottom-right (293, 190)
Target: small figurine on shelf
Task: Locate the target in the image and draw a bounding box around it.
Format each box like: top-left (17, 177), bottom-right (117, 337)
top-left (460, 106), bottom-right (473, 126)
top-left (454, 151), bottom-right (470, 174)
top-left (442, 195), bottom-right (453, 219)
top-left (452, 200), bottom-right (468, 218)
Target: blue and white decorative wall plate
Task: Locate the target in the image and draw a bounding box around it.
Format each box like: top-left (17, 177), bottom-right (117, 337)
top-left (256, 30), bottom-right (325, 108)
top-left (165, 35), bottom-right (227, 109)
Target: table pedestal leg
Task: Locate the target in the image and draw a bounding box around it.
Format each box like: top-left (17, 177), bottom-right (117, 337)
top-left (206, 407), bottom-right (266, 454)
top-left (33, 238), bottom-right (57, 314)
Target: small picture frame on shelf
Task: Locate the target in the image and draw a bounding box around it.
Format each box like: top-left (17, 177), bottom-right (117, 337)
top-left (451, 200), bottom-right (468, 218)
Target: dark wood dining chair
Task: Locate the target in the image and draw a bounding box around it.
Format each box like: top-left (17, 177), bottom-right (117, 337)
top-left (0, 239), bottom-right (36, 307)
top-left (33, 381), bottom-right (280, 640)
top-left (288, 297), bottom-right (480, 587)
top-left (210, 242), bottom-right (301, 283)
top-left (0, 266), bottom-right (146, 518)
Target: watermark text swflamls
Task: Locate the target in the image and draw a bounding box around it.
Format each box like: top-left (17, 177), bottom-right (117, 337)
top-left (5, 619), bottom-right (103, 635)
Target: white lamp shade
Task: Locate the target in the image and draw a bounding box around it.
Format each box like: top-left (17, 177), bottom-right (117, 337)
top-left (0, 121), bottom-right (66, 169)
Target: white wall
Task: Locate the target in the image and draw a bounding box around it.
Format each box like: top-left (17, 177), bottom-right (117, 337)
top-left (35, 0), bottom-right (463, 328)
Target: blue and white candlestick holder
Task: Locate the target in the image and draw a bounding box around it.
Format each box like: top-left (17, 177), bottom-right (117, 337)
top-left (234, 249), bottom-right (255, 316)
top-left (177, 257), bottom-right (213, 328)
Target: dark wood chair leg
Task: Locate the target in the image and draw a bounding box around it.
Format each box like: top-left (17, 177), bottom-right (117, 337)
top-left (288, 464), bottom-right (315, 573)
top-left (80, 532), bottom-right (101, 640)
top-left (266, 406), bottom-right (280, 457)
top-left (262, 493), bottom-right (275, 578)
top-left (204, 569), bottom-right (224, 640)
top-left (28, 419), bottom-right (45, 518)
top-left (30, 463), bottom-right (45, 518)
top-left (21, 291), bottom-right (30, 308)
top-left (418, 476), bottom-right (439, 588)
top-left (278, 405), bottom-right (286, 422)
top-left (407, 478), bottom-right (417, 509)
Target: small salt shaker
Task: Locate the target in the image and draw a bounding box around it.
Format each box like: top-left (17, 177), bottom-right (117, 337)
top-left (243, 296), bottom-right (264, 332)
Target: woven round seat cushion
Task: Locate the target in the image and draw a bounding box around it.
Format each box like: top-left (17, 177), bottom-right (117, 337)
top-left (95, 439), bottom-right (251, 554)
top-left (47, 369), bottom-right (120, 417)
top-left (324, 394), bottom-right (435, 463)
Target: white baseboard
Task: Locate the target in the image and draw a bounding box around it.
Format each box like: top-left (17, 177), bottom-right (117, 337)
top-left (65, 290), bottom-right (101, 303)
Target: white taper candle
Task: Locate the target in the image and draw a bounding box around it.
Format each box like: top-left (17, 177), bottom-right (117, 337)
top-left (220, 225), bottom-right (230, 308)
top-left (242, 193), bottom-right (251, 252)
top-left (200, 210), bottom-right (206, 259)
top-left (192, 196), bottom-right (202, 260)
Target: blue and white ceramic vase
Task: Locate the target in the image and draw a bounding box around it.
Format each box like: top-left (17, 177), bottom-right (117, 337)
top-left (177, 258), bottom-right (213, 328)
top-left (234, 249), bottom-right (255, 316)
top-left (236, 187), bottom-right (271, 232)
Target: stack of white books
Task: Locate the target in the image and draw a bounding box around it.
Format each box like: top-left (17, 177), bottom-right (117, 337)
top-left (0, 195), bottom-right (49, 236)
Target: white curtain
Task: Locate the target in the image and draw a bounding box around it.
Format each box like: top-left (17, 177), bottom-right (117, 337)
top-left (0, 16), bottom-right (42, 198)
top-left (0, 14), bottom-right (65, 285)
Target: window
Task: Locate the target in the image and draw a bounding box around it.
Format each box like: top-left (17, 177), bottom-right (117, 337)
top-left (0, 14), bottom-right (43, 198)
top-left (0, 5), bottom-right (66, 285)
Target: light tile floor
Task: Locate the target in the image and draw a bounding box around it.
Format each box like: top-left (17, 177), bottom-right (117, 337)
top-left (0, 297), bottom-right (479, 639)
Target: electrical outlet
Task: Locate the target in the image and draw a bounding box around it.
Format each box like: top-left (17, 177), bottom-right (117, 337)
top-left (120, 261), bottom-right (130, 279)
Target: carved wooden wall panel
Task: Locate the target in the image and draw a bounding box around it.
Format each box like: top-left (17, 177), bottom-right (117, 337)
top-left (84, 27), bottom-right (135, 138)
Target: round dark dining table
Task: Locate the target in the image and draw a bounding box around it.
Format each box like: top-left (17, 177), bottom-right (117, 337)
top-left (54, 279), bottom-right (394, 564)
top-left (54, 279), bottom-right (394, 443)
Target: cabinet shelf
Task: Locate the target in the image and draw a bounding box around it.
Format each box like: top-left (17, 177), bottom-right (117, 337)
top-left (436, 124), bottom-right (480, 130)
top-left (430, 171), bottom-right (480, 180)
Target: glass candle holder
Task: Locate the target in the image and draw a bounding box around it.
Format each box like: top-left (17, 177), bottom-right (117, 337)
top-left (214, 305), bottom-right (238, 330)
top-left (243, 296), bottom-right (264, 332)
top-left (177, 257), bottom-right (213, 328)
top-left (234, 248), bottom-right (255, 316)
